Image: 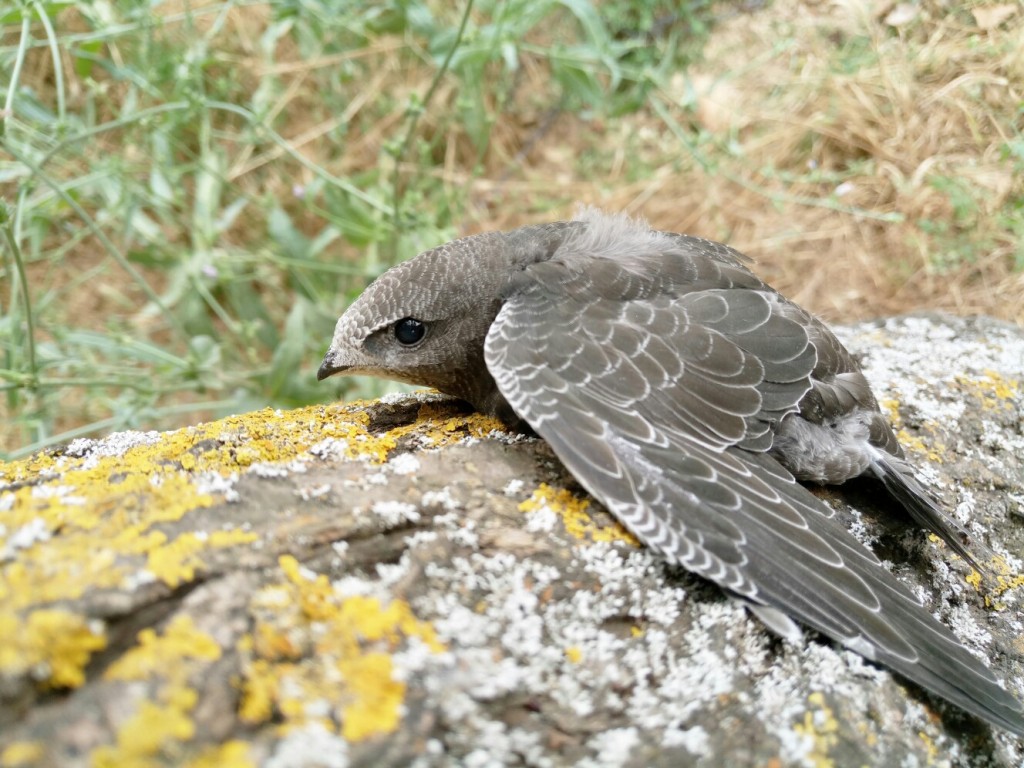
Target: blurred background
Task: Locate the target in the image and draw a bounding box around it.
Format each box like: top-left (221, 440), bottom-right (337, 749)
top-left (1, 0), bottom-right (1022, 458)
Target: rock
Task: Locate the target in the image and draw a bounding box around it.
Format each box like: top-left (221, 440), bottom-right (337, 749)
top-left (0, 313), bottom-right (1022, 767)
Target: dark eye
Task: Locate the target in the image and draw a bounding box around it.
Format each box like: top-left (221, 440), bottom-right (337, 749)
top-left (394, 317), bottom-right (426, 346)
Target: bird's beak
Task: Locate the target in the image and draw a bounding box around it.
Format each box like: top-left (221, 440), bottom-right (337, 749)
top-left (316, 354), bottom-right (349, 381)
top-left (318, 330), bottom-right (377, 381)
top-left (317, 342), bottom-right (358, 382)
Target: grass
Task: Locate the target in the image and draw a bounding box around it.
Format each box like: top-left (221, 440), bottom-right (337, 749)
top-left (1, 0), bottom-right (1022, 459)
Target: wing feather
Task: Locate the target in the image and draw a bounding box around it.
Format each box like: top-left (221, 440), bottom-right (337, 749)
top-left (484, 256), bottom-right (1024, 735)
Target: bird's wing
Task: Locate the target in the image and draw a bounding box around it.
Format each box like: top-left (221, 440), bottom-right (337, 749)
top-left (484, 258), bottom-right (1024, 735)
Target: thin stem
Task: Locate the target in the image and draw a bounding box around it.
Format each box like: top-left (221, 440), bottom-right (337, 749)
top-left (34, 1), bottom-right (66, 124)
top-left (3, 141), bottom-right (190, 340)
top-left (0, 206), bottom-right (38, 392)
top-left (390, 0), bottom-right (475, 237)
top-left (2, 16), bottom-right (31, 138)
top-left (206, 100), bottom-right (390, 213)
top-left (33, 101), bottom-right (193, 171)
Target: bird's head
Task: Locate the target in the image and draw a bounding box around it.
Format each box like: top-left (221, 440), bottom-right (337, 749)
top-left (317, 223), bottom-right (576, 420)
top-left (317, 231), bottom-right (504, 391)
top-left (315, 219), bottom-right (577, 423)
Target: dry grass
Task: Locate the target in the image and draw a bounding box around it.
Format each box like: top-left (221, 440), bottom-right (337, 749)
top-left (3, 0), bottom-right (1023, 455)
top-left (460, 0), bottom-right (1024, 325)
top-left (20, 0), bottom-right (1022, 328)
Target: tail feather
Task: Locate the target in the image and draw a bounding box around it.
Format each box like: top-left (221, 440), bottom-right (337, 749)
top-left (871, 455), bottom-right (983, 573)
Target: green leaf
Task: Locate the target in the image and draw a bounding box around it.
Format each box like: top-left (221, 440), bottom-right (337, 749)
top-left (0, 0), bottom-right (72, 24)
top-left (268, 206), bottom-right (311, 260)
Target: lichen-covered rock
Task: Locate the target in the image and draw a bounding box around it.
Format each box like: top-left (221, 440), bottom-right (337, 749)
top-left (0, 314), bottom-right (1022, 767)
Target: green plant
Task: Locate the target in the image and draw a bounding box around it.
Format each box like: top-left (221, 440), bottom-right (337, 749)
top-left (0, 0), bottom-right (706, 458)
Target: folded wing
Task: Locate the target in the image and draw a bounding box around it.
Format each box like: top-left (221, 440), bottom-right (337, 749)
top-left (484, 251), bottom-right (1024, 735)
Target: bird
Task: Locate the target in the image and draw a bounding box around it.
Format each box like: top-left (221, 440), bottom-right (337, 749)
top-left (317, 207), bottom-right (1024, 737)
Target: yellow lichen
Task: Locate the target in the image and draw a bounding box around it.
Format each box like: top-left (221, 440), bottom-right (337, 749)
top-left (791, 692), bottom-right (839, 768)
top-left (965, 569), bottom-right (982, 591)
top-left (86, 616), bottom-right (224, 766)
top-left (105, 615), bottom-right (221, 681)
top-left (238, 657), bottom-right (280, 724)
top-left (954, 371), bottom-right (1019, 411)
top-left (279, 554), bottom-right (339, 622)
top-left (0, 397), bottom-right (511, 758)
top-left (879, 397), bottom-right (902, 428)
top-left (519, 483), bottom-right (639, 546)
top-left (308, 400), bottom-right (507, 464)
top-left (145, 529), bottom-right (259, 588)
top-left (0, 742), bottom-right (44, 768)
top-left (251, 621), bottom-right (303, 661)
top-left (183, 741), bottom-right (255, 768)
top-left (0, 397), bottom-right (492, 709)
top-left (91, 687), bottom-right (199, 768)
top-left (337, 652), bottom-right (405, 741)
top-left (918, 731), bottom-right (939, 762)
top-left (967, 554), bottom-right (1024, 610)
top-left (895, 429), bottom-right (944, 463)
top-left (237, 555), bottom-right (445, 743)
top-left (0, 608), bottom-right (106, 688)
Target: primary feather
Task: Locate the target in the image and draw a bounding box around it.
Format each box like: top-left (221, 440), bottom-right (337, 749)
top-left (317, 208), bottom-right (1024, 736)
